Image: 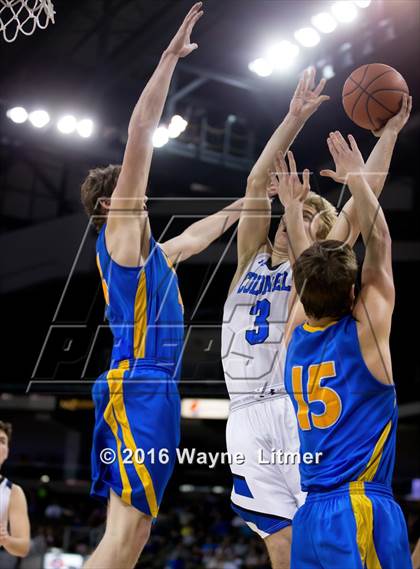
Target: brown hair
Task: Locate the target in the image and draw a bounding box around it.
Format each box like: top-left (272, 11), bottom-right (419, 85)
top-left (294, 240), bottom-right (358, 320)
top-left (304, 191), bottom-right (338, 240)
top-left (0, 421), bottom-right (12, 443)
top-left (81, 164), bottom-right (121, 232)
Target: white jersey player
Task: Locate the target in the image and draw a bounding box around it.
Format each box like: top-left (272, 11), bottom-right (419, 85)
top-left (222, 68), bottom-right (334, 569)
top-left (222, 66), bottom-right (408, 569)
top-left (0, 422), bottom-right (30, 560)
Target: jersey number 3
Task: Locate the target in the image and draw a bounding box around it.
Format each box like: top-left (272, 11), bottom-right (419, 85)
top-left (291, 362), bottom-right (342, 430)
top-left (246, 299), bottom-right (271, 345)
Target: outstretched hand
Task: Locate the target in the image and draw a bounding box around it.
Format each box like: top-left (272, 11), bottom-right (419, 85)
top-left (322, 131), bottom-right (365, 183)
top-left (270, 150), bottom-right (310, 207)
top-left (166, 2), bottom-right (203, 58)
top-left (289, 67), bottom-right (330, 122)
top-left (371, 93), bottom-right (412, 137)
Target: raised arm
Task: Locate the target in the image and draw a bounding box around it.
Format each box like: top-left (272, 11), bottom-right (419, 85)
top-left (106, 3), bottom-right (203, 266)
top-left (271, 150), bottom-right (311, 263)
top-left (269, 152), bottom-right (310, 346)
top-left (232, 68), bottom-right (329, 291)
top-left (249, 67), bottom-right (329, 187)
top-left (323, 95), bottom-right (412, 246)
top-left (330, 134), bottom-right (394, 383)
top-left (160, 198), bottom-right (244, 263)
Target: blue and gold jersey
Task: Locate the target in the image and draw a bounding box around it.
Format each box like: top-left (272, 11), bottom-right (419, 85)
top-left (96, 225), bottom-right (184, 377)
top-left (285, 315), bottom-right (397, 492)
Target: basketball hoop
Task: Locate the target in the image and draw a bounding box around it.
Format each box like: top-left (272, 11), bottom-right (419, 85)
top-left (0, 0), bottom-right (55, 43)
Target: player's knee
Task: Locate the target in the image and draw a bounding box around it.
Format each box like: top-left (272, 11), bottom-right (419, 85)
top-left (105, 514), bottom-right (151, 551)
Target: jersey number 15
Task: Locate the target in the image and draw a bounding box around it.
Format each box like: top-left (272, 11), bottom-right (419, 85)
top-left (291, 361), bottom-right (342, 430)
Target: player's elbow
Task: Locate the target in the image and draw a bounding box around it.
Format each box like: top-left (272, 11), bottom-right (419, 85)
top-left (371, 224), bottom-right (392, 249)
top-left (246, 172), bottom-right (266, 191)
top-left (21, 544), bottom-right (31, 558)
top-left (15, 539), bottom-right (31, 558)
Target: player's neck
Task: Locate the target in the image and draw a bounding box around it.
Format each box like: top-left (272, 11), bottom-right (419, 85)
top-left (270, 250), bottom-right (288, 267)
top-left (306, 316), bottom-right (339, 328)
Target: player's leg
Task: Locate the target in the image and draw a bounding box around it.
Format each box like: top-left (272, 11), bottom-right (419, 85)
top-left (265, 526), bottom-right (292, 569)
top-left (87, 368), bottom-right (180, 567)
top-left (226, 400), bottom-right (298, 568)
top-left (264, 396), bottom-right (306, 569)
top-left (412, 539), bottom-right (420, 569)
top-left (84, 489), bottom-right (152, 569)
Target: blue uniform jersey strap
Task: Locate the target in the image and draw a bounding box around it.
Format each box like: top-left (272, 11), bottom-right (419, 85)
top-left (284, 314), bottom-right (397, 492)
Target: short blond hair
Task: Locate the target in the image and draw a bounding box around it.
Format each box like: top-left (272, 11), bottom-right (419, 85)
top-left (304, 191), bottom-right (337, 240)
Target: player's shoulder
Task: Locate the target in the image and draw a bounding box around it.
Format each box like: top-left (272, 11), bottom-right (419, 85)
top-left (10, 483), bottom-right (26, 500)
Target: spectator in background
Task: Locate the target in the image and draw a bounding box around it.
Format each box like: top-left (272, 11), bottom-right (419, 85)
top-left (0, 420), bottom-right (30, 565)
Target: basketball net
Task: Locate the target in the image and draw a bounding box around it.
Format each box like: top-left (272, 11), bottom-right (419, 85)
top-left (0, 0), bottom-right (55, 43)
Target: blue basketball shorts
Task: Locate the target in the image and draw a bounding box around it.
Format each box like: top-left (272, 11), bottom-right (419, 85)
top-left (291, 481), bottom-right (411, 569)
top-left (90, 361), bottom-right (180, 518)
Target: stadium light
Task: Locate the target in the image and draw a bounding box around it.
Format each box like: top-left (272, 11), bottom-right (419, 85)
top-left (266, 41), bottom-right (299, 70)
top-left (6, 106), bottom-right (28, 123)
top-left (57, 114), bottom-right (77, 134)
top-left (248, 58), bottom-right (273, 77)
top-left (168, 115), bottom-right (188, 138)
top-left (354, 0), bottom-right (371, 7)
top-left (76, 118), bottom-right (94, 138)
top-left (294, 27), bottom-right (321, 48)
top-left (311, 12), bottom-right (337, 34)
top-left (153, 126), bottom-right (169, 147)
top-left (322, 64), bottom-right (335, 79)
top-left (331, 1), bottom-right (358, 23)
top-left (180, 484), bottom-right (195, 493)
top-left (29, 109), bottom-right (50, 128)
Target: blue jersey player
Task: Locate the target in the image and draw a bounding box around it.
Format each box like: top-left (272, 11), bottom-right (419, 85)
top-left (80, 4), bottom-right (244, 568)
top-left (281, 124), bottom-right (412, 569)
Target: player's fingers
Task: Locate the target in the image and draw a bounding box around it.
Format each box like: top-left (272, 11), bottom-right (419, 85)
top-left (313, 76), bottom-right (326, 97)
top-left (186, 43), bottom-right (199, 53)
top-left (187, 10), bottom-right (203, 31)
top-left (397, 93), bottom-right (408, 115)
top-left (305, 67), bottom-right (313, 91)
top-left (408, 95), bottom-right (413, 115)
top-left (287, 150), bottom-right (298, 176)
top-left (328, 133), bottom-right (341, 155)
top-left (302, 169), bottom-right (311, 191)
top-left (308, 66), bottom-right (316, 91)
top-left (184, 5), bottom-right (203, 31)
top-left (328, 140), bottom-right (340, 164)
top-left (320, 169), bottom-right (337, 180)
top-left (402, 93), bottom-right (411, 116)
top-left (301, 67), bottom-right (310, 93)
top-left (186, 1), bottom-right (203, 20)
top-left (348, 134), bottom-right (359, 153)
top-left (334, 131), bottom-right (349, 151)
top-left (315, 95), bottom-right (330, 107)
top-left (295, 77), bottom-right (305, 97)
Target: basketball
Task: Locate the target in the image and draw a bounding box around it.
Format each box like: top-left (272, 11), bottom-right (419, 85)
top-left (342, 63), bottom-right (409, 131)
